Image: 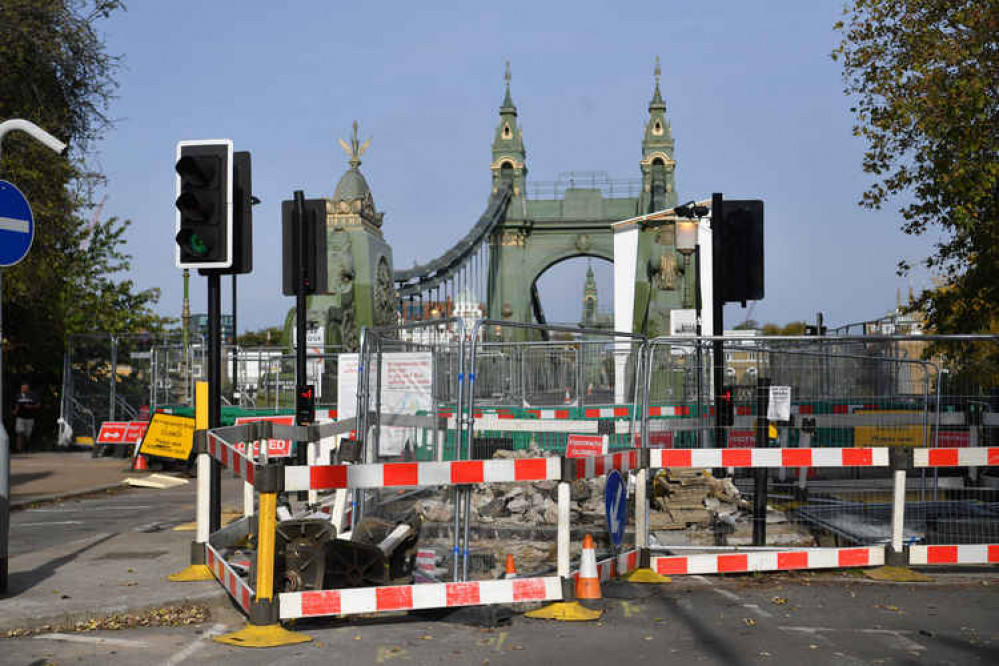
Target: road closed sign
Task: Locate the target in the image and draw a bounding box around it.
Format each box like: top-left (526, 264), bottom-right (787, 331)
top-left (138, 412), bottom-right (196, 460)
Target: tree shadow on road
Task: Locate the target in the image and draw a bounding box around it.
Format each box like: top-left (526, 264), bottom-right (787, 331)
top-left (11, 471), bottom-right (53, 486)
top-left (2, 532), bottom-right (116, 597)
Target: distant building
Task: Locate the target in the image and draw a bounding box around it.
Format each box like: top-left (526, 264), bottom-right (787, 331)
top-left (189, 314), bottom-right (234, 344)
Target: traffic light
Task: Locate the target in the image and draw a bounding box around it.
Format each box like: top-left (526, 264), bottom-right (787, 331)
top-left (719, 199), bottom-right (764, 305)
top-left (175, 140), bottom-right (232, 270)
top-left (282, 196), bottom-right (328, 295)
top-left (230, 150), bottom-right (254, 274)
top-left (718, 387), bottom-right (735, 427)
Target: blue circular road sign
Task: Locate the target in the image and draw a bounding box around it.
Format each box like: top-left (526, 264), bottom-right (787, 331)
top-left (604, 469), bottom-right (628, 549)
top-left (0, 180), bottom-right (34, 267)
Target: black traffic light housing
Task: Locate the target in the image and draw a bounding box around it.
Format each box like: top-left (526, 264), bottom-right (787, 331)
top-left (719, 199), bottom-right (764, 305)
top-left (282, 197), bottom-right (328, 295)
top-left (175, 140), bottom-right (232, 270)
top-left (175, 140), bottom-right (253, 274)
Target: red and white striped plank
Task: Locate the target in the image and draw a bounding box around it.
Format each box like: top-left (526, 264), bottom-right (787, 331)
top-left (570, 450), bottom-right (641, 480)
top-left (586, 407), bottom-right (632, 418)
top-left (205, 544), bottom-right (253, 613)
top-left (652, 547), bottom-right (884, 576)
top-left (280, 576), bottom-right (563, 620)
top-left (284, 456), bottom-right (562, 492)
top-left (648, 406), bottom-right (691, 417)
top-left (909, 544), bottom-right (999, 566)
top-left (649, 447), bottom-right (888, 469)
top-left (571, 549), bottom-right (639, 584)
top-left (527, 409), bottom-right (572, 420)
top-left (472, 417), bottom-right (599, 434)
top-left (206, 432), bottom-right (256, 484)
top-left (913, 447), bottom-right (999, 468)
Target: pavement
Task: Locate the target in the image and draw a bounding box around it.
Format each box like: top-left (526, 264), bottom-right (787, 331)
top-left (10, 451), bottom-right (146, 506)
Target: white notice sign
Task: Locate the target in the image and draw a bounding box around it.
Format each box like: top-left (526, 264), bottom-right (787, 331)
top-left (767, 385), bottom-right (791, 422)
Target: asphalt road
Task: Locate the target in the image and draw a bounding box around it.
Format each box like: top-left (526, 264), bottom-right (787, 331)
top-left (9, 477), bottom-right (246, 558)
top-left (4, 572), bottom-right (997, 665)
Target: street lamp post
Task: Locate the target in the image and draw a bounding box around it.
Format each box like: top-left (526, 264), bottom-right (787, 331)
top-left (675, 219), bottom-right (702, 446)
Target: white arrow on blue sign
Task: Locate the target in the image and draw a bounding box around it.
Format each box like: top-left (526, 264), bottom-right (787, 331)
top-left (0, 180), bottom-right (34, 268)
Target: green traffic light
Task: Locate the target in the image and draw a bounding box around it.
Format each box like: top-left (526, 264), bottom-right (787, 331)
top-left (189, 233), bottom-right (208, 256)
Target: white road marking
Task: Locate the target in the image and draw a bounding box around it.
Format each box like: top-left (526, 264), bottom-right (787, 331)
top-left (690, 575), bottom-right (715, 586)
top-left (16, 520), bottom-right (83, 527)
top-left (160, 623), bottom-right (227, 666)
top-left (712, 588), bottom-right (741, 602)
top-left (25, 505), bottom-right (154, 513)
top-left (741, 603), bottom-right (773, 619)
top-left (780, 626), bottom-right (925, 652)
top-left (34, 632), bottom-right (149, 648)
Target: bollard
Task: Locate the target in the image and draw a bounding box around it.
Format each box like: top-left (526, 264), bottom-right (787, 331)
top-left (215, 462), bottom-right (311, 647)
top-left (168, 382), bottom-right (213, 582)
top-left (886, 447), bottom-right (911, 568)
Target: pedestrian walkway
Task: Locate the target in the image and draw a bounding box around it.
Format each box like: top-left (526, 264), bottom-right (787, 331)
top-left (11, 452), bottom-right (145, 506)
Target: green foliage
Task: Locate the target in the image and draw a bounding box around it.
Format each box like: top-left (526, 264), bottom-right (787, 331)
top-left (238, 326), bottom-right (285, 347)
top-left (760, 321), bottom-right (807, 336)
top-left (834, 0), bottom-right (999, 333)
top-left (1, 1), bottom-right (167, 437)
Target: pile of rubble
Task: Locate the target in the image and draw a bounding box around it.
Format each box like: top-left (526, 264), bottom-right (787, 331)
top-left (415, 444), bottom-right (610, 528)
top-left (649, 467), bottom-right (814, 547)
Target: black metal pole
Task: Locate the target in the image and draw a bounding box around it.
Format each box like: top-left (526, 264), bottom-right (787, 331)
top-left (231, 275), bottom-right (237, 404)
top-left (711, 193), bottom-right (725, 450)
top-left (293, 192), bottom-right (309, 491)
top-left (208, 272), bottom-right (222, 533)
top-left (753, 376), bottom-right (771, 546)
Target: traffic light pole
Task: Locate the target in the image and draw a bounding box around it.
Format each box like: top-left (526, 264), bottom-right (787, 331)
top-left (293, 192), bottom-right (309, 498)
top-left (710, 193), bottom-right (726, 450)
top-left (207, 272), bottom-right (222, 533)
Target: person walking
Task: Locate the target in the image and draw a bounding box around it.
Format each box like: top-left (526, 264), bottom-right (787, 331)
top-left (13, 382), bottom-right (40, 453)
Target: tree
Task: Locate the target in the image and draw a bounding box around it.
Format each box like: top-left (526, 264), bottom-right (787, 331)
top-left (833, 1), bottom-right (999, 334)
top-left (238, 326), bottom-right (285, 347)
top-left (1, 1), bottom-right (166, 440)
top-left (760, 321), bottom-right (806, 336)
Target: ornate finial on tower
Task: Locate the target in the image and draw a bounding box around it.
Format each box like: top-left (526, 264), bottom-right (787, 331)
top-left (501, 61), bottom-right (516, 111)
top-left (338, 120), bottom-right (371, 169)
top-left (649, 56), bottom-right (665, 109)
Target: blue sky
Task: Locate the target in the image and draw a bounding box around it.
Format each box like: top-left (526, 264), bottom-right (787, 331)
top-left (93, 0), bottom-right (937, 333)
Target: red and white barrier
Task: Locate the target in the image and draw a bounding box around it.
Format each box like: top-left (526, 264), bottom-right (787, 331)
top-left (284, 456), bottom-right (562, 492)
top-left (649, 447), bottom-right (888, 469)
top-left (569, 450), bottom-right (641, 480)
top-left (913, 447), bottom-right (999, 467)
top-left (909, 544), bottom-right (999, 566)
top-left (206, 543), bottom-right (253, 613)
top-left (652, 546), bottom-right (884, 576)
top-left (280, 576), bottom-right (563, 620)
top-left (647, 406), bottom-right (690, 417)
top-left (207, 432), bottom-right (256, 484)
top-left (573, 549), bottom-right (638, 584)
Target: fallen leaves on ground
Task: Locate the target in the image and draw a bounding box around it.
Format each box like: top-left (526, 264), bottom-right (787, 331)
top-left (4, 603), bottom-right (212, 638)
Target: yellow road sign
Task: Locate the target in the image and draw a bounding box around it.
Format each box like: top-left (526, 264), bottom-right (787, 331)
top-left (138, 412), bottom-right (196, 459)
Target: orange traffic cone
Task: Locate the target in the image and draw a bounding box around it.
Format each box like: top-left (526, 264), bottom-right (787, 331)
top-left (504, 553), bottom-right (517, 579)
top-left (575, 534), bottom-right (602, 600)
top-left (564, 389), bottom-right (572, 404)
top-left (132, 454), bottom-right (149, 471)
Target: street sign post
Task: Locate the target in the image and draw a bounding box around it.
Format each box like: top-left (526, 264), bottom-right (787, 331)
top-left (0, 180), bottom-right (33, 267)
top-left (604, 469), bottom-right (627, 550)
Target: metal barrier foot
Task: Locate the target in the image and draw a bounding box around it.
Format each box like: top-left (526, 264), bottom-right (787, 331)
top-left (624, 567), bottom-right (670, 584)
top-left (167, 564), bottom-right (214, 582)
top-left (214, 623), bottom-right (312, 648)
top-left (524, 601), bottom-right (603, 622)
